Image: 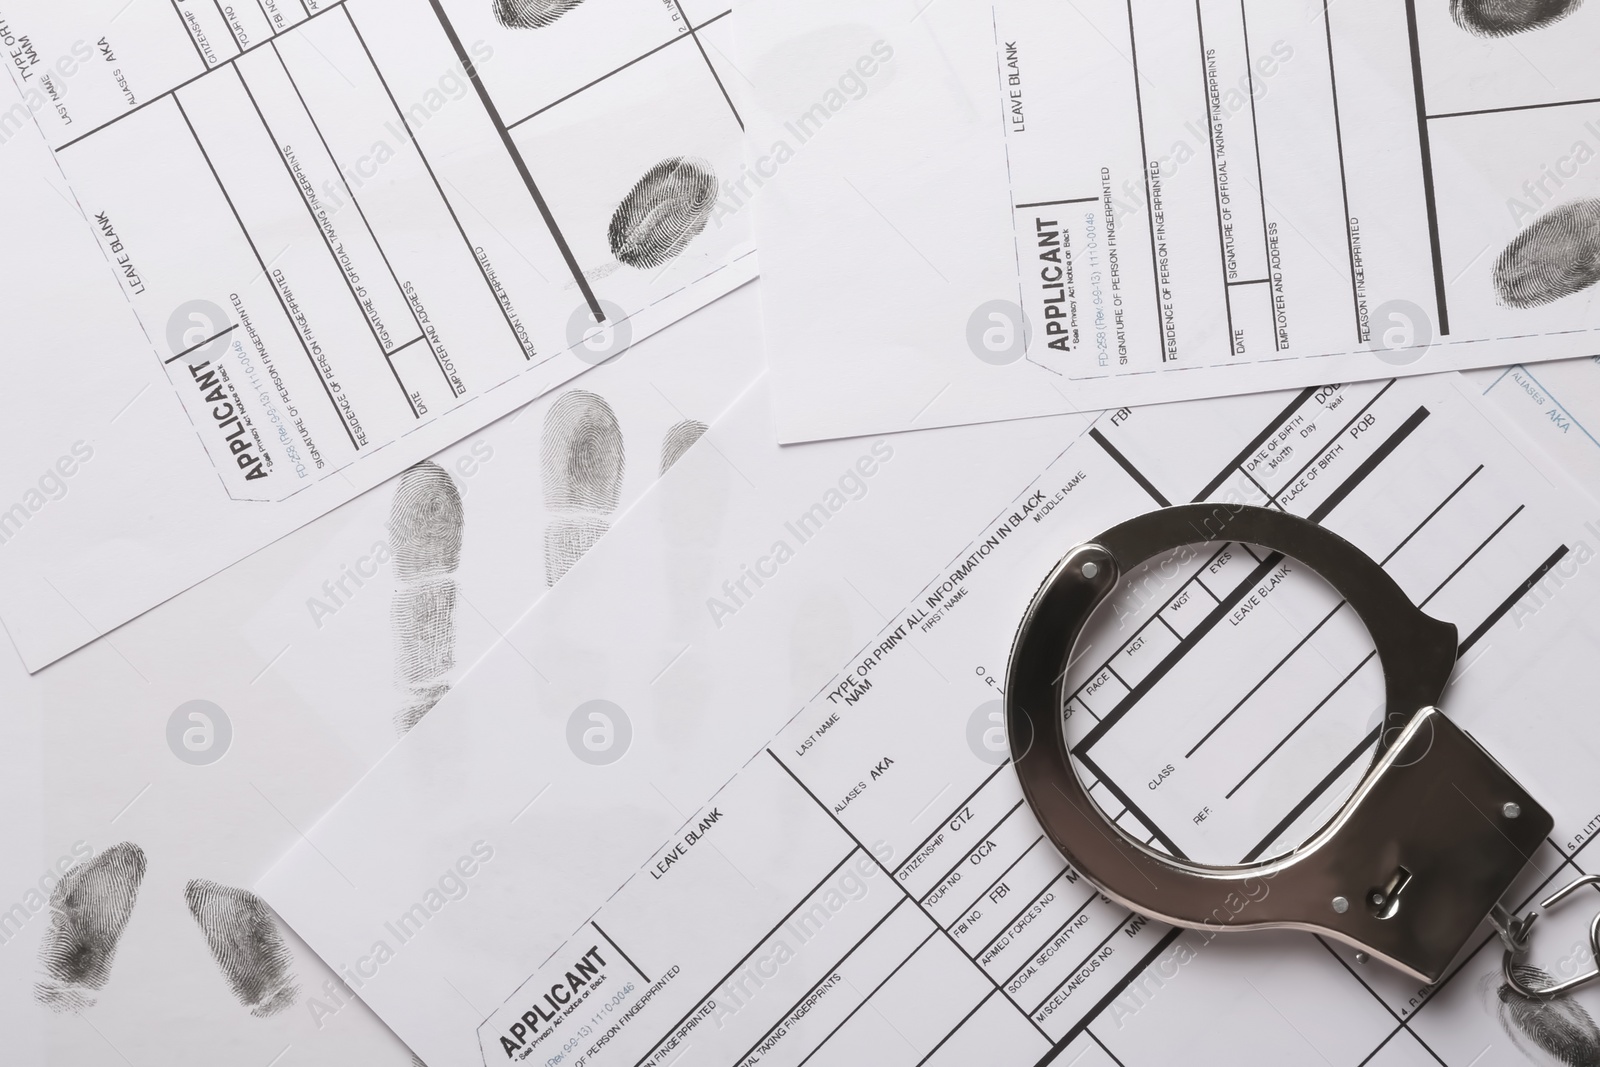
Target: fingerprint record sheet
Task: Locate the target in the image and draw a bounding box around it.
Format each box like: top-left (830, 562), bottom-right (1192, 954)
top-left (458, 378), bottom-right (1600, 1067)
top-left (261, 370), bottom-right (1600, 1067)
top-left (0, 287), bottom-right (766, 1067)
top-left (0, 0), bottom-right (753, 670)
top-left (743, 0), bottom-right (1600, 443)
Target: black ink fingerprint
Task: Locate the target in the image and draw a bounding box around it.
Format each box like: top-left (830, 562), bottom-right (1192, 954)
top-left (542, 391), bottom-right (625, 586)
top-left (542, 391), bottom-right (625, 512)
top-left (1452, 0), bottom-right (1583, 35)
top-left (34, 843), bottom-right (147, 1012)
top-left (397, 682), bottom-right (451, 737)
top-left (545, 519), bottom-right (609, 586)
top-left (390, 462), bottom-right (464, 582)
top-left (393, 581), bottom-right (458, 685)
top-left (184, 880), bottom-right (299, 1017)
top-left (608, 158), bottom-right (718, 270)
top-left (390, 461), bottom-right (465, 735)
top-left (493, 0), bottom-right (585, 28)
top-left (660, 420), bottom-right (709, 475)
top-left (1494, 198), bottom-right (1600, 308)
top-left (1497, 965), bottom-right (1600, 1064)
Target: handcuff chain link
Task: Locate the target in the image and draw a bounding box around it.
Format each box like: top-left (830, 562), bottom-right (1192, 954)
top-left (1497, 874), bottom-right (1600, 999)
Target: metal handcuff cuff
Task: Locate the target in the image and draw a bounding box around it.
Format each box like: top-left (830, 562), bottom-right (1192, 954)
top-left (1005, 504), bottom-right (1593, 995)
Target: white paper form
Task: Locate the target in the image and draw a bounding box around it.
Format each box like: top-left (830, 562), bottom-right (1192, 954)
top-left (259, 369), bottom-right (1600, 1067)
top-left (0, 284), bottom-right (762, 1067)
top-left (241, 282), bottom-right (766, 765)
top-left (0, 0), bottom-right (753, 670)
top-left (741, 0), bottom-right (1600, 444)
top-left (1473, 357), bottom-right (1600, 498)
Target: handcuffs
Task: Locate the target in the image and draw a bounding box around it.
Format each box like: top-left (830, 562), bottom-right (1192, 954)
top-left (1006, 504), bottom-right (1590, 993)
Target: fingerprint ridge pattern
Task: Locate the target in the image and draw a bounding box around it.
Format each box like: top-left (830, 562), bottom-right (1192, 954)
top-left (493, 0), bottom-right (586, 29)
top-left (1497, 964), bottom-right (1600, 1063)
top-left (542, 391), bottom-right (625, 586)
top-left (390, 461), bottom-right (466, 735)
top-left (185, 879), bottom-right (300, 1017)
top-left (1494, 197), bottom-right (1600, 308)
top-left (609, 157), bottom-right (719, 270)
top-left (1452, 0), bottom-right (1583, 35)
top-left (34, 842), bottom-right (147, 1013)
top-left (661, 420), bottom-right (709, 475)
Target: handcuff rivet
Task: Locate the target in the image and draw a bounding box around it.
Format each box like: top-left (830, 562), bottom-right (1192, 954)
top-left (1332, 896), bottom-right (1350, 914)
top-left (1081, 561), bottom-right (1100, 579)
top-left (1503, 802), bottom-right (1522, 819)
top-left (1354, 952), bottom-right (1370, 964)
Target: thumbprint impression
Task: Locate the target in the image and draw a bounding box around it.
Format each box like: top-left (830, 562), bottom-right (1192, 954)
top-left (1452, 0), bottom-right (1583, 35)
top-left (1495, 198), bottom-right (1600, 308)
top-left (608, 157), bottom-right (718, 269)
top-left (493, 0), bottom-right (586, 28)
top-left (34, 843), bottom-right (147, 1012)
top-left (390, 461), bottom-right (465, 735)
top-left (542, 391), bottom-right (625, 585)
top-left (185, 880), bottom-right (300, 1017)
